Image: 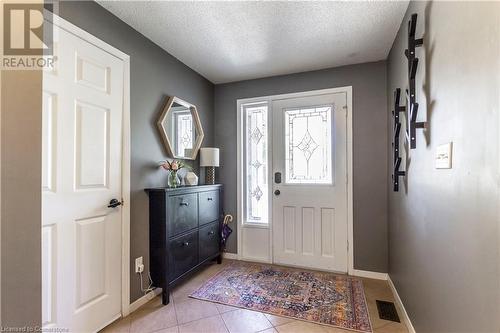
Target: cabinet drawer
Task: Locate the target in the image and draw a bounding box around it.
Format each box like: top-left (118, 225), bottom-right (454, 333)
top-left (168, 193), bottom-right (198, 237)
top-left (199, 221), bottom-right (220, 262)
top-left (168, 230), bottom-right (198, 282)
top-left (198, 190), bottom-right (219, 225)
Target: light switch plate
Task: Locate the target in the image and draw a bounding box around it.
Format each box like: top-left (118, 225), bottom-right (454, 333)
top-left (436, 142), bottom-right (453, 169)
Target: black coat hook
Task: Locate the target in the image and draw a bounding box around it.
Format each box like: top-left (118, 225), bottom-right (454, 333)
top-left (405, 13), bottom-right (425, 149)
top-left (392, 88), bottom-right (406, 192)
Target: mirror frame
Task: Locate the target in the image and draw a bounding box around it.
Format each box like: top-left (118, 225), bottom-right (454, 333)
top-left (156, 96), bottom-right (204, 160)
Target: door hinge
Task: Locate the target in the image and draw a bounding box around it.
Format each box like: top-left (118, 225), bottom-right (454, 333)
top-left (347, 240), bottom-right (349, 252)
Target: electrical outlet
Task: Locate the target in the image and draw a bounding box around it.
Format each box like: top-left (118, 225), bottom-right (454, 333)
top-left (135, 257), bottom-right (144, 273)
top-left (436, 142), bottom-right (453, 169)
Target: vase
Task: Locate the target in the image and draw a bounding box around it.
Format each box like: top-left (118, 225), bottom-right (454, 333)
top-left (184, 172), bottom-right (199, 186)
top-left (168, 171), bottom-right (180, 188)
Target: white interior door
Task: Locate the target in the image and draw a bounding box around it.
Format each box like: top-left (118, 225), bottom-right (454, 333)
top-left (42, 22), bottom-right (124, 332)
top-left (272, 93), bottom-right (348, 272)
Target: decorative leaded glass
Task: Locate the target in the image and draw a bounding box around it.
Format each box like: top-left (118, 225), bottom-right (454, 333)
top-left (175, 113), bottom-right (193, 156)
top-left (245, 103), bottom-right (268, 223)
top-left (284, 106), bottom-right (332, 184)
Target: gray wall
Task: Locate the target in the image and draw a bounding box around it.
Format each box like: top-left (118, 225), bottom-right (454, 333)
top-left (214, 62), bottom-right (389, 272)
top-left (387, 1), bottom-right (500, 332)
top-left (58, 1), bottom-right (215, 303)
top-left (1, 69), bottom-right (42, 327)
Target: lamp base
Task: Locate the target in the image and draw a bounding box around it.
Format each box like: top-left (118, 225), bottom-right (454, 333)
top-left (205, 166), bottom-right (215, 185)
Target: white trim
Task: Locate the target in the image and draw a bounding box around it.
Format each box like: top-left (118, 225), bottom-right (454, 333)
top-left (222, 252), bottom-right (239, 260)
top-left (0, 39), bottom-right (2, 325)
top-left (95, 314), bottom-right (121, 333)
top-left (351, 269), bottom-right (388, 280)
top-left (237, 100), bottom-right (273, 263)
top-left (240, 101), bottom-right (271, 228)
top-left (498, 26), bottom-right (500, 328)
top-left (345, 87), bottom-right (354, 276)
top-left (236, 87), bottom-right (354, 273)
top-left (121, 57), bottom-right (131, 317)
top-left (236, 96), bottom-right (243, 261)
top-left (46, 14), bottom-right (132, 318)
top-left (128, 289), bottom-right (162, 314)
top-left (48, 13), bottom-right (129, 60)
top-left (387, 276), bottom-right (416, 333)
top-left (241, 222), bottom-right (269, 229)
top-left (237, 256), bottom-right (273, 264)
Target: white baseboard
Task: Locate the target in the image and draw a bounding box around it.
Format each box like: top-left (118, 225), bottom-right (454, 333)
top-left (96, 313), bottom-right (121, 333)
top-left (351, 269), bottom-right (388, 280)
top-left (128, 288), bottom-right (162, 314)
top-left (222, 252), bottom-right (273, 264)
top-left (238, 256), bottom-right (272, 264)
top-left (223, 256), bottom-right (388, 280)
top-left (387, 276), bottom-right (416, 333)
top-left (222, 252), bottom-right (239, 260)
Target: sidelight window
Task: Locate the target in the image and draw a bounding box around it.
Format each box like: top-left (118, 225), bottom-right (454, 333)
top-left (172, 109), bottom-right (194, 156)
top-left (243, 102), bottom-right (269, 225)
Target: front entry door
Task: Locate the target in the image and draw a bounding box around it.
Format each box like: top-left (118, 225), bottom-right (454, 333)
top-left (272, 93), bottom-right (348, 272)
top-left (42, 23), bottom-right (124, 332)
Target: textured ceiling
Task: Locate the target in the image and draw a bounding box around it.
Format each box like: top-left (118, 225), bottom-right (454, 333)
top-left (98, 1), bottom-right (409, 84)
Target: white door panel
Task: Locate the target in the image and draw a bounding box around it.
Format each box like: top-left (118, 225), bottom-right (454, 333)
top-left (42, 224), bottom-right (57, 327)
top-left (42, 23), bottom-right (123, 332)
top-left (272, 93), bottom-right (348, 272)
top-left (242, 227), bottom-right (270, 262)
top-left (74, 101), bottom-right (110, 189)
top-left (42, 91), bottom-right (57, 193)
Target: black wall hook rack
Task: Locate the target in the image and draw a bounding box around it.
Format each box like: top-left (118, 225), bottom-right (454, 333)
top-left (404, 13), bottom-right (425, 149)
top-left (392, 88), bottom-right (406, 192)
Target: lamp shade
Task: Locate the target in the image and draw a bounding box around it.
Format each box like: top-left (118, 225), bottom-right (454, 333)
top-left (200, 148), bottom-right (219, 167)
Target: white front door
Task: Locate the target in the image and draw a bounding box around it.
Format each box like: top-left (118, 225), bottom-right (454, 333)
top-left (272, 93), bottom-right (348, 272)
top-left (42, 23), bottom-right (124, 332)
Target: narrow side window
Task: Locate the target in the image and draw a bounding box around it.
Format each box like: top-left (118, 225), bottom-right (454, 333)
top-left (243, 102), bottom-right (269, 225)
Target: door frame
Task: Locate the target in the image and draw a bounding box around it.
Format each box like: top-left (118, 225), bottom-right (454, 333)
top-left (236, 86), bottom-right (354, 274)
top-left (44, 13), bottom-right (132, 317)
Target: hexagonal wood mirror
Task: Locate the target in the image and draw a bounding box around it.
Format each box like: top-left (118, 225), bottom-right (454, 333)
top-left (157, 96), bottom-right (204, 160)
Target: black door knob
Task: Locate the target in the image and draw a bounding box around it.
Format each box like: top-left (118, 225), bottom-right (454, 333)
top-left (274, 190), bottom-right (281, 196)
top-left (108, 198), bottom-right (123, 208)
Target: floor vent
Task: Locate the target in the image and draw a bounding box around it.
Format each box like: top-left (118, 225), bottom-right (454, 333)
top-left (376, 300), bottom-right (400, 322)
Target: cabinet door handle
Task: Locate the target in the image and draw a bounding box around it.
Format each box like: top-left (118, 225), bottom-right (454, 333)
top-left (182, 241), bottom-right (190, 247)
top-left (180, 202), bottom-right (189, 206)
top-left (208, 231), bottom-right (215, 235)
top-left (207, 197), bottom-right (213, 201)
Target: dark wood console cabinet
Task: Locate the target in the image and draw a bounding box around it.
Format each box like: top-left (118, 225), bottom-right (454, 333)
top-left (145, 184), bottom-right (223, 305)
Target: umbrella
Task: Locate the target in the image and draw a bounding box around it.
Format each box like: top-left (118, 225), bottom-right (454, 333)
top-left (221, 214), bottom-right (233, 247)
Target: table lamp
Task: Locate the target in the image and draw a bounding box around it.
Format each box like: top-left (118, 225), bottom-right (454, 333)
top-left (200, 147), bottom-right (219, 184)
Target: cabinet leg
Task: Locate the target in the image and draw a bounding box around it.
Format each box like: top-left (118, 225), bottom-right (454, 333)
top-left (162, 288), bottom-right (170, 305)
top-left (217, 254), bottom-right (222, 264)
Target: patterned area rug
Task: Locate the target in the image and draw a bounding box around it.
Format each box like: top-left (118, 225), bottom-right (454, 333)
top-left (190, 262), bottom-right (372, 332)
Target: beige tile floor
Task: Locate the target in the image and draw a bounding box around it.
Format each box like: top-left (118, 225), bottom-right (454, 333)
top-left (101, 260), bottom-right (408, 333)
